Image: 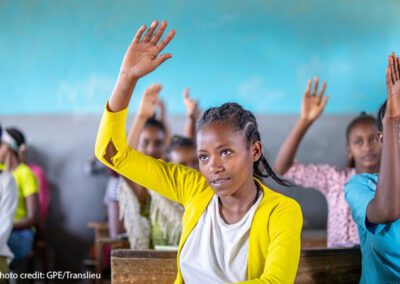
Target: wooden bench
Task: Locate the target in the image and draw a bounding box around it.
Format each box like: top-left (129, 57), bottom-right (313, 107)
top-left (111, 247), bottom-right (361, 283)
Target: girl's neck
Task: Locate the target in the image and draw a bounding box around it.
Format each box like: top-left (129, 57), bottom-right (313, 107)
top-left (7, 156), bottom-right (19, 172)
top-left (355, 164), bottom-right (380, 174)
top-left (218, 180), bottom-right (259, 224)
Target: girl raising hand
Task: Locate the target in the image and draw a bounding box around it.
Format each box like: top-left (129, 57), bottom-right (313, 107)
top-left (95, 21), bottom-right (302, 283)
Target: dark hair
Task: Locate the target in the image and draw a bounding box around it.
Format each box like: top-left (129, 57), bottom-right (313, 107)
top-left (167, 135), bottom-right (195, 154)
top-left (197, 102), bottom-right (290, 186)
top-left (144, 117), bottom-right (166, 134)
top-left (377, 101), bottom-right (387, 132)
top-left (5, 127), bottom-right (26, 147)
top-left (4, 127), bottom-right (26, 160)
top-left (345, 112), bottom-right (378, 167)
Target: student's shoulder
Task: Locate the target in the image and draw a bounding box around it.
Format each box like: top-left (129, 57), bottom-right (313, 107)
top-left (15, 163), bottom-right (35, 175)
top-left (259, 182), bottom-right (301, 213)
top-left (346, 173), bottom-right (378, 190)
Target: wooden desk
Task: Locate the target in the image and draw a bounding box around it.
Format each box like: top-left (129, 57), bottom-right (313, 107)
top-left (111, 247), bottom-right (361, 283)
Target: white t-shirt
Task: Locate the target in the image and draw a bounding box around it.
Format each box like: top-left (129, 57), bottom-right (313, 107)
top-left (0, 170), bottom-right (18, 262)
top-left (180, 191), bottom-right (263, 283)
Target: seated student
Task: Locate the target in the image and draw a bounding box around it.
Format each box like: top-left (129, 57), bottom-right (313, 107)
top-left (274, 78), bottom-right (381, 248)
top-left (105, 116), bottom-right (166, 241)
top-left (344, 53), bottom-right (400, 283)
top-left (2, 128), bottom-right (39, 262)
top-left (95, 20), bottom-right (302, 283)
top-left (120, 84), bottom-right (198, 248)
top-left (11, 128), bottom-right (50, 235)
top-left (0, 126), bottom-right (18, 280)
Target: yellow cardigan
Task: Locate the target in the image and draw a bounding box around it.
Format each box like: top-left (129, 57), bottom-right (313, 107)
top-left (95, 106), bottom-right (303, 283)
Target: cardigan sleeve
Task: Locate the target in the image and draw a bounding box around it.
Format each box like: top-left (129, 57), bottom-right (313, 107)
top-left (94, 104), bottom-right (207, 206)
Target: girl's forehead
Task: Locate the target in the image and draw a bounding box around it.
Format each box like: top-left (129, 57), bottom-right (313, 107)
top-left (197, 123), bottom-right (246, 148)
top-left (349, 122), bottom-right (378, 135)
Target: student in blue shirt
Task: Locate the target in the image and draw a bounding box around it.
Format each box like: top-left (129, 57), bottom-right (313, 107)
top-left (344, 52), bottom-right (400, 283)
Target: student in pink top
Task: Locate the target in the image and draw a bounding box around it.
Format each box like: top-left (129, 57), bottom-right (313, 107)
top-left (274, 78), bottom-right (382, 248)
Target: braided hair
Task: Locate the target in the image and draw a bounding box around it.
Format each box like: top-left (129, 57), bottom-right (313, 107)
top-left (345, 112), bottom-right (378, 167)
top-left (197, 102), bottom-right (290, 186)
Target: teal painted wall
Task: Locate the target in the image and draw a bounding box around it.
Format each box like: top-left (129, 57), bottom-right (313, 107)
top-left (1, 0), bottom-right (400, 114)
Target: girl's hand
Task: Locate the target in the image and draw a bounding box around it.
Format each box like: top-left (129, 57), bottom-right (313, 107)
top-left (385, 52), bottom-right (400, 119)
top-left (300, 77), bottom-right (328, 123)
top-left (183, 88), bottom-right (199, 119)
top-left (138, 84), bottom-right (162, 118)
top-left (120, 20), bottom-right (175, 80)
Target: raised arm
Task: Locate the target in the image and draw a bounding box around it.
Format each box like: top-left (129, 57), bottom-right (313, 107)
top-left (367, 53), bottom-right (400, 224)
top-left (127, 83), bottom-right (162, 149)
top-left (274, 77), bottom-right (328, 175)
top-left (108, 20), bottom-right (175, 113)
top-left (95, 22), bottom-right (207, 205)
top-left (182, 88), bottom-right (199, 139)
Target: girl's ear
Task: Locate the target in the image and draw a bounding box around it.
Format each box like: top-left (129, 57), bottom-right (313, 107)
top-left (251, 141), bottom-right (263, 162)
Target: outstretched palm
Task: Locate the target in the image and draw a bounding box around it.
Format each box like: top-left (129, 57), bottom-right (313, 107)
top-left (120, 20), bottom-right (175, 79)
top-left (386, 53), bottom-right (400, 118)
top-left (301, 77), bottom-right (328, 123)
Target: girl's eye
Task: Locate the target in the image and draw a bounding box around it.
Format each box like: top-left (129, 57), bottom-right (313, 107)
top-left (221, 150), bottom-right (231, 157)
top-left (198, 154), bottom-right (208, 161)
top-left (354, 139), bottom-right (362, 146)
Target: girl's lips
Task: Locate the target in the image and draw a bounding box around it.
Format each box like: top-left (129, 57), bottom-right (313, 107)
top-left (211, 177), bottom-right (231, 185)
top-left (363, 154), bottom-right (377, 161)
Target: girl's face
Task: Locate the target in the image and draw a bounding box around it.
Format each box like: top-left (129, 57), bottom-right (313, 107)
top-left (169, 146), bottom-right (198, 170)
top-left (347, 122), bottom-right (381, 173)
top-left (196, 122), bottom-right (261, 198)
top-left (138, 126), bottom-right (165, 159)
top-left (0, 143), bottom-right (8, 163)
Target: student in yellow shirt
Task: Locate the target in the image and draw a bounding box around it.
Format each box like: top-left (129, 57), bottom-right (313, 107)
top-left (2, 128), bottom-right (39, 262)
top-left (95, 20), bottom-right (302, 283)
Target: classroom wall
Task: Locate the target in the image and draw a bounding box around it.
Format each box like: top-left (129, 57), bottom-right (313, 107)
top-left (0, 113), bottom-right (354, 273)
top-left (1, 0), bottom-right (399, 115)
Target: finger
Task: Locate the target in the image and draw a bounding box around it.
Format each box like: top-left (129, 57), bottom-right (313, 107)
top-left (304, 79), bottom-right (312, 97)
top-left (390, 55), bottom-right (396, 84)
top-left (142, 20), bottom-right (159, 42)
top-left (397, 57), bottom-right (400, 82)
top-left (183, 88), bottom-right (190, 100)
top-left (133, 25), bottom-right (146, 44)
top-left (320, 95), bottom-right (329, 109)
top-left (153, 83), bottom-right (162, 94)
top-left (386, 66), bottom-right (393, 90)
top-left (318, 82), bottom-right (327, 99)
top-left (144, 85), bottom-right (154, 96)
top-left (148, 84), bottom-right (159, 98)
top-left (154, 53), bottom-right (173, 67)
top-left (156, 29), bottom-right (176, 53)
top-left (393, 52), bottom-right (399, 81)
top-left (312, 77), bottom-right (319, 96)
top-left (150, 20), bottom-right (167, 45)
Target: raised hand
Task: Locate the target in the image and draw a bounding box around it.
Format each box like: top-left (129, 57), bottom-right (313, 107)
top-left (183, 88), bottom-right (199, 119)
top-left (385, 52), bottom-right (400, 119)
top-left (120, 20), bottom-right (176, 80)
top-left (138, 84), bottom-right (162, 118)
top-left (300, 77), bottom-right (328, 123)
